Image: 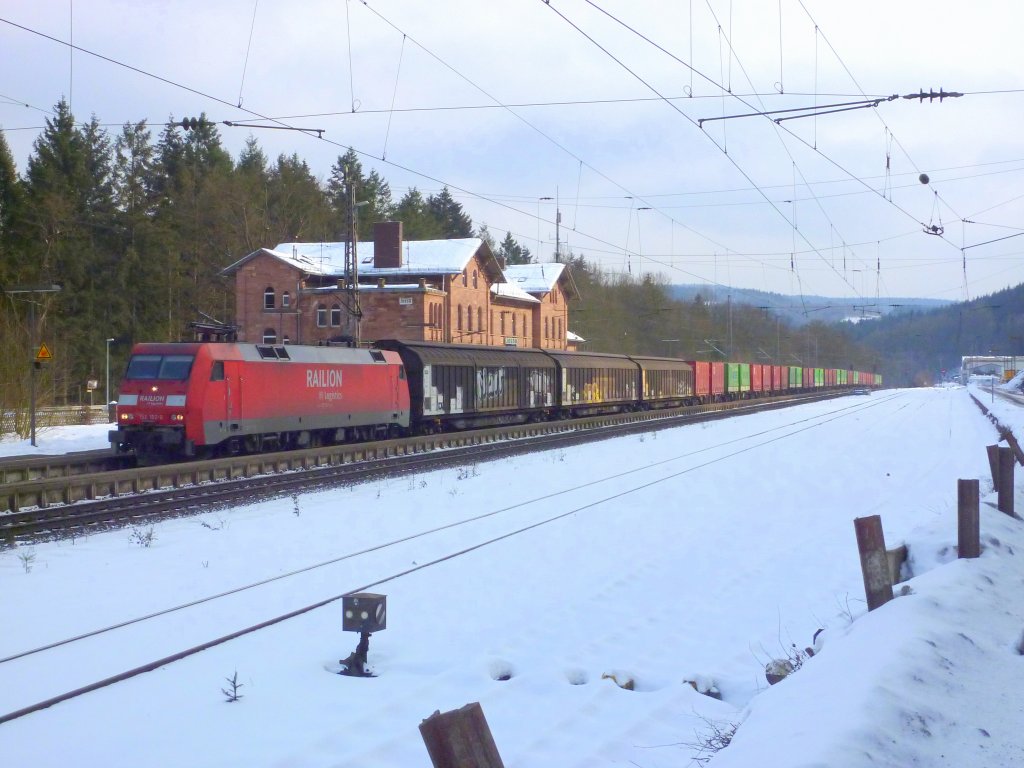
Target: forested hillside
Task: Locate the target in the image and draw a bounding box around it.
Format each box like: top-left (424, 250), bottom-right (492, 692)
top-left (843, 284), bottom-right (1024, 386)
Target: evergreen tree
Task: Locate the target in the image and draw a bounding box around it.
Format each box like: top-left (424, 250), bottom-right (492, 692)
top-left (394, 187), bottom-right (442, 240)
top-left (497, 232), bottom-right (532, 265)
top-left (328, 149), bottom-right (394, 240)
top-left (231, 135), bottom-right (271, 252)
top-left (426, 186), bottom-right (473, 238)
top-left (266, 153), bottom-right (332, 243)
top-left (0, 128), bottom-right (25, 284)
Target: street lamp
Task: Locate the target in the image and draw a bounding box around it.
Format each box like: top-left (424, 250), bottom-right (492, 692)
top-left (105, 338), bottom-right (115, 413)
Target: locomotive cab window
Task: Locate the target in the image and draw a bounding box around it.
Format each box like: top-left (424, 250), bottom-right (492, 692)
top-left (210, 361), bottom-right (225, 381)
top-left (125, 353), bottom-right (195, 380)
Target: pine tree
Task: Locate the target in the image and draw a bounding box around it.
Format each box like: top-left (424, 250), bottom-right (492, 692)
top-left (498, 232), bottom-right (532, 265)
top-left (0, 128), bottom-right (25, 285)
top-left (395, 187), bottom-right (442, 240)
top-left (426, 186), bottom-right (473, 238)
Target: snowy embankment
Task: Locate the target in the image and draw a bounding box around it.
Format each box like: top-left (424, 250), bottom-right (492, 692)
top-left (1, 386), bottom-right (1022, 767)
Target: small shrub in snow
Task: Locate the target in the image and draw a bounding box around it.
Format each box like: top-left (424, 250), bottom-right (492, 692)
top-left (456, 465), bottom-right (478, 480)
top-left (129, 526), bottom-right (156, 547)
top-left (18, 551), bottom-right (37, 573)
top-left (221, 670), bottom-right (244, 702)
top-left (686, 713), bottom-right (738, 765)
top-left (292, 494), bottom-right (301, 516)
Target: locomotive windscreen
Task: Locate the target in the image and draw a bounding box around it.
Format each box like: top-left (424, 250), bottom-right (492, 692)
top-left (125, 354), bottom-right (195, 381)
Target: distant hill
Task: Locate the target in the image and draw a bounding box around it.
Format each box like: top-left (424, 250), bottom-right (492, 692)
top-left (666, 285), bottom-right (951, 326)
top-left (842, 282), bottom-right (1024, 386)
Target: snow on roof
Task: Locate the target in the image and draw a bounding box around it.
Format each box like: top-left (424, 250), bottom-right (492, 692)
top-left (503, 262), bottom-right (566, 294)
top-left (269, 238), bottom-right (486, 277)
top-left (490, 281), bottom-right (540, 303)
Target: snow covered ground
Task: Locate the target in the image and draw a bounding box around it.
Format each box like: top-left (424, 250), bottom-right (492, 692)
top-left (2, 386), bottom-right (1023, 767)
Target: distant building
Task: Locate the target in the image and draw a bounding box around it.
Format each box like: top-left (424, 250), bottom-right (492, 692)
top-left (221, 221), bottom-right (578, 349)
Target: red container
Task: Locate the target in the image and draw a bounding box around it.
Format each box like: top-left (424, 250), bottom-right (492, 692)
top-left (773, 365), bottom-right (784, 391)
top-left (686, 360), bottom-right (712, 402)
top-left (750, 363), bottom-right (765, 394)
top-left (709, 362), bottom-right (726, 400)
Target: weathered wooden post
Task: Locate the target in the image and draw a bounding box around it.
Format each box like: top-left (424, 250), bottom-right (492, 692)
top-left (957, 478), bottom-right (980, 558)
top-left (420, 702), bottom-right (506, 768)
top-left (998, 446), bottom-right (1015, 516)
top-left (854, 515), bottom-right (893, 611)
top-left (986, 445), bottom-right (1000, 487)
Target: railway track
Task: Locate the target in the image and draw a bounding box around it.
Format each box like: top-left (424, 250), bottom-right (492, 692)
top-left (1, 392), bottom-right (840, 542)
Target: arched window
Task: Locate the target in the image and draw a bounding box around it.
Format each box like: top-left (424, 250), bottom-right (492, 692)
top-left (462, 271), bottom-right (468, 287)
top-left (264, 287), bottom-right (276, 310)
top-left (544, 317), bottom-right (549, 339)
top-left (500, 312), bottom-right (506, 335)
top-left (467, 307), bottom-right (473, 332)
top-left (316, 304), bottom-right (327, 327)
top-left (282, 291), bottom-right (291, 308)
top-left (457, 305), bottom-right (463, 331)
top-left (331, 304), bottom-right (342, 327)
top-left (262, 328), bottom-right (277, 344)
top-left (472, 269), bottom-right (478, 288)
top-left (512, 314), bottom-right (517, 337)
top-left (477, 307), bottom-right (483, 332)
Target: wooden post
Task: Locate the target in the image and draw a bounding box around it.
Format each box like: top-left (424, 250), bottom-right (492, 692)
top-left (420, 702), bottom-right (506, 768)
top-left (854, 515), bottom-right (893, 611)
top-left (998, 447), bottom-right (1015, 516)
top-left (986, 445), bottom-right (1000, 487)
top-left (957, 478), bottom-right (980, 558)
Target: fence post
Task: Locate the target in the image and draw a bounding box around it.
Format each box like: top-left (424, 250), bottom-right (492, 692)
top-left (957, 478), bottom-right (980, 558)
top-left (420, 702), bottom-right (506, 768)
top-left (987, 445), bottom-right (1000, 487)
top-left (854, 515), bottom-right (893, 611)
top-left (998, 447), bottom-right (1015, 516)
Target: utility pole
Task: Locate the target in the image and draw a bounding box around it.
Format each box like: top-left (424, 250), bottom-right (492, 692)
top-left (554, 188), bottom-right (561, 263)
top-left (343, 169), bottom-right (363, 346)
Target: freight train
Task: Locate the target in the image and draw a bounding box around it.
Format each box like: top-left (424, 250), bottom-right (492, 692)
top-left (109, 339), bottom-right (881, 463)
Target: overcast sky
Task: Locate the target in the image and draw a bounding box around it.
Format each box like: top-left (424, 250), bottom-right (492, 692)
top-left (2, 1), bottom-right (1022, 304)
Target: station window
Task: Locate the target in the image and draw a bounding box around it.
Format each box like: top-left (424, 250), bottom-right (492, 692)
top-left (331, 304), bottom-right (342, 327)
top-left (263, 328), bottom-right (277, 344)
top-left (316, 304), bottom-right (327, 327)
top-left (282, 291), bottom-right (291, 308)
top-left (264, 287), bottom-right (275, 310)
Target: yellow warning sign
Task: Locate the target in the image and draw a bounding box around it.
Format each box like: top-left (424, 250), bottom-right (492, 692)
top-left (35, 343), bottom-right (53, 362)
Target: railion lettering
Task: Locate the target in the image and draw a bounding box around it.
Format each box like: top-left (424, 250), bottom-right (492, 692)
top-left (306, 368), bottom-right (343, 388)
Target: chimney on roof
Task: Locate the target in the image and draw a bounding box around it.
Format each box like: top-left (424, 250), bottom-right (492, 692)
top-left (374, 221), bottom-right (403, 269)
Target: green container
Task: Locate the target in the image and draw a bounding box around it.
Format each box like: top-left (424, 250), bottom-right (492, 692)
top-left (814, 368), bottom-right (824, 387)
top-left (789, 366), bottom-right (802, 388)
top-left (725, 363), bottom-right (741, 393)
top-left (739, 364), bottom-right (751, 392)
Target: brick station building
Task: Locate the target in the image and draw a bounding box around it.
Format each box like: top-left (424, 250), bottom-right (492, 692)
top-left (221, 221), bottom-right (578, 350)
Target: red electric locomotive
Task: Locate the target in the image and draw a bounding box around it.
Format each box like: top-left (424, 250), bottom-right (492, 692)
top-left (109, 342), bottom-right (410, 462)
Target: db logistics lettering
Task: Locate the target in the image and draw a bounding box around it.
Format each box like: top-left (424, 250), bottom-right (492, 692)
top-left (307, 368), bottom-right (343, 388)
